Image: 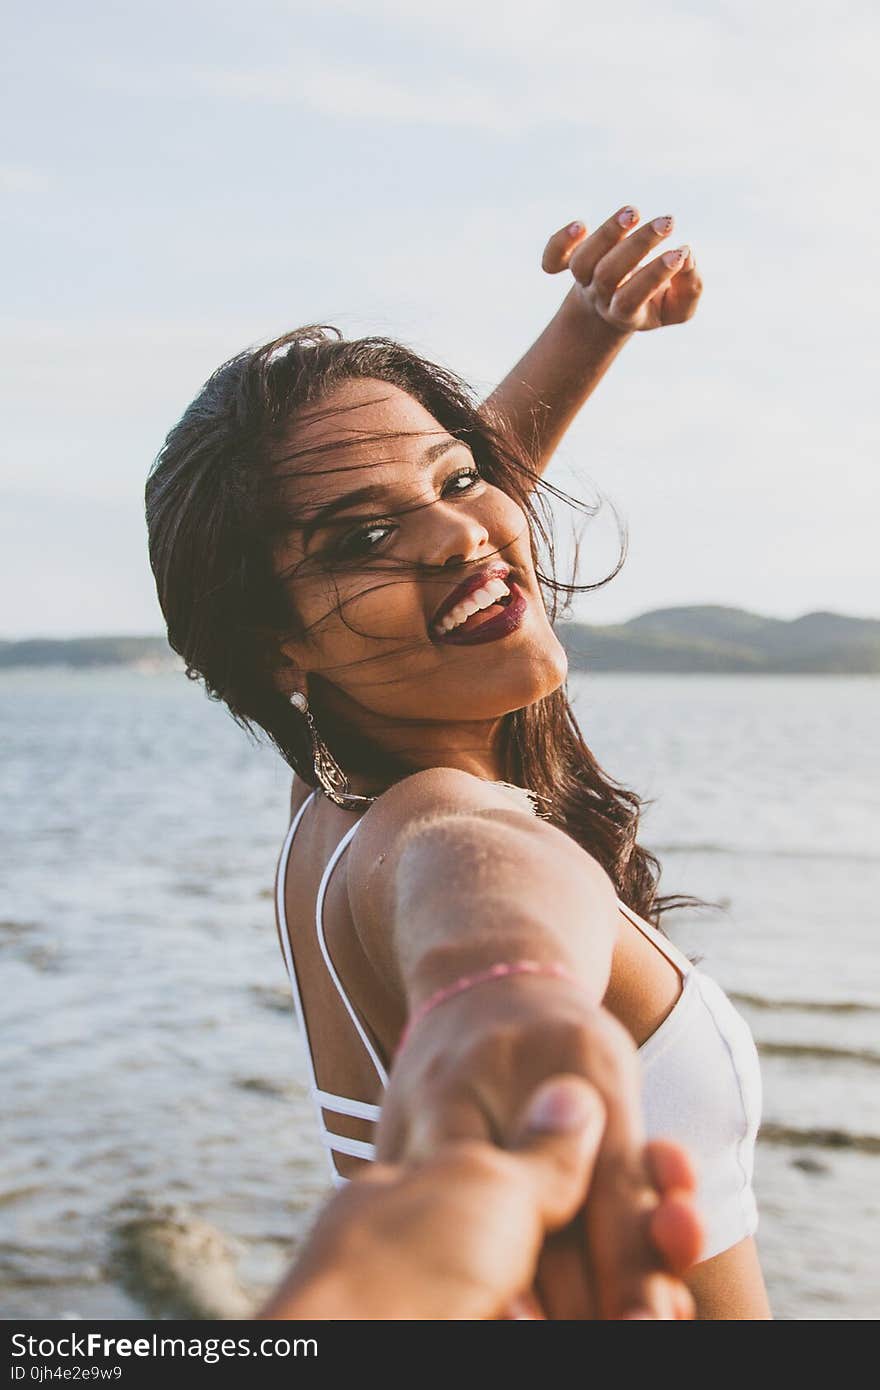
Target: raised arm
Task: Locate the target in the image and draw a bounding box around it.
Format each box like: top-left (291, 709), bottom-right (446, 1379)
top-left (345, 767), bottom-right (694, 1320)
top-left (481, 206), bottom-right (703, 477)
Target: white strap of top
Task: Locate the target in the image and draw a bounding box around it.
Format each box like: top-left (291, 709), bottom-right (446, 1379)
top-left (275, 790), bottom-right (320, 1068)
top-left (319, 1132), bottom-right (377, 1161)
top-left (275, 791), bottom-right (380, 1182)
top-left (313, 1088), bottom-right (382, 1121)
top-left (315, 818), bottom-right (390, 1089)
top-left (616, 899), bottom-right (693, 978)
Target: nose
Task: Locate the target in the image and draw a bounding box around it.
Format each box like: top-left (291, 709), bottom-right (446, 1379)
top-left (422, 503), bottom-right (492, 571)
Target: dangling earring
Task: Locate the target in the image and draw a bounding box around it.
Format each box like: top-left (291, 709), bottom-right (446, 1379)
top-left (289, 690), bottom-right (375, 809)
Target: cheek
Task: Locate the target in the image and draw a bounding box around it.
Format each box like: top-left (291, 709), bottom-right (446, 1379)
top-left (493, 491), bottom-right (529, 540)
top-left (300, 569), bottom-right (426, 647)
top-left (479, 488), bottom-right (532, 569)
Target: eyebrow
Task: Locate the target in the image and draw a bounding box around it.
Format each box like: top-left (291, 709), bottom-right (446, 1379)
top-left (299, 436), bottom-right (465, 547)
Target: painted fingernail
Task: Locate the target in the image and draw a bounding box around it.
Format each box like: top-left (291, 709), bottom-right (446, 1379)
top-left (567, 220), bottom-right (584, 236)
top-left (617, 206), bottom-right (638, 227)
top-left (651, 215), bottom-right (674, 235)
top-left (662, 247), bottom-right (686, 269)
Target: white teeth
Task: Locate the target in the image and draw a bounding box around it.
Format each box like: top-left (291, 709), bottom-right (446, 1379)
top-left (435, 577), bottom-right (511, 634)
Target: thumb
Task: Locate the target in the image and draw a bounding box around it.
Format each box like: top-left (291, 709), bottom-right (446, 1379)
top-left (510, 1075), bottom-right (606, 1231)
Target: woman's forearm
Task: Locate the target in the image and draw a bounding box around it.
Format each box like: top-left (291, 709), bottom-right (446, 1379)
top-left (481, 287), bottom-right (632, 476)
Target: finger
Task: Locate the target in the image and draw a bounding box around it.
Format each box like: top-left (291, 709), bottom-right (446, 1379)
top-left (645, 1138), bottom-right (698, 1195)
top-left (510, 1075), bottom-right (606, 1229)
top-left (644, 1139), bottom-right (704, 1272)
top-left (607, 246), bottom-right (690, 321)
top-left (673, 1282), bottom-right (697, 1320)
top-left (535, 1228), bottom-right (598, 1319)
top-left (400, 1091), bottom-right (494, 1163)
top-left (541, 1024), bottom-right (662, 1318)
top-left (574, 1061), bottom-right (686, 1319)
top-left (634, 1270), bottom-right (690, 1321)
top-left (583, 1128), bottom-right (702, 1318)
top-left (583, 1148), bottom-right (661, 1318)
top-left (660, 252), bottom-right (704, 323)
top-left (502, 1290), bottom-right (547, 1320)
top-left (565, 204), bottom-right (641, 284)
top-left (589, 214), bottom-right (676, 301)
top-left (649, 1193), bottom-right (705, 1273)
top-left (541, 219), bottom-right (589, 274)
top-left (680, 246), bottom-right (697, 276)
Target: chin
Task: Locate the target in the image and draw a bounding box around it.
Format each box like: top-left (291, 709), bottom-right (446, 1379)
top-left (524, 632), bottom-right (569, 701)
top-left (484, 642), bottom-right (569, 717)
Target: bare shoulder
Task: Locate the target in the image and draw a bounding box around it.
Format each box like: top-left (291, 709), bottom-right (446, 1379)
top-left (345, 767), bottom-right (613, 954)
top-left (348, 766), bottom-right (549, 877)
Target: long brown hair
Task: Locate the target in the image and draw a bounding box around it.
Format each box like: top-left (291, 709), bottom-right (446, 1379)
top-left (146, 326), bottom-right (682, 925)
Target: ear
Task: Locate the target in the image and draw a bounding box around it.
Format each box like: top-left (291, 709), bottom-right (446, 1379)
top-left (273, 640), bottom-right (309, 699)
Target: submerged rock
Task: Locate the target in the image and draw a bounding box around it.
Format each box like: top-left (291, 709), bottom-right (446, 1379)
top-left (111, 1206), bottom-right (255, 1320)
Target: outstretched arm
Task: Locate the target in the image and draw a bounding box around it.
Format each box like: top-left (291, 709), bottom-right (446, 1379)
top-left (481, 205), bottom-right (703, 474)
top-left (345, 767), bottom-right (697, 1320)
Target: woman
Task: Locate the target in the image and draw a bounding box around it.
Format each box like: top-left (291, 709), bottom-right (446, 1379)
top-left (146, 204), bottom-right (769, 1319)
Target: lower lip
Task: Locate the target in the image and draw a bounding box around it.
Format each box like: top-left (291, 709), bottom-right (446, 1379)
top-left (431, 580), bottom-right (528, 647)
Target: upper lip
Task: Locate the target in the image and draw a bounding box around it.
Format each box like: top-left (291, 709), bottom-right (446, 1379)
top-left (430, 562), bottom-right (512, 631)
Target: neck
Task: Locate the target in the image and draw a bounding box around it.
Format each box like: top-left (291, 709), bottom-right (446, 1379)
top-left (310, 681), bottom-right (511, 799)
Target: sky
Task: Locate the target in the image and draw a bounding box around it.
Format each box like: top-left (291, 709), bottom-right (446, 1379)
top-left (2, 0), bottom-right (879, 638)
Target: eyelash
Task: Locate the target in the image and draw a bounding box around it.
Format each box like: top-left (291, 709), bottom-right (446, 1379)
top-left (331, 467), bottom-right (483, 559)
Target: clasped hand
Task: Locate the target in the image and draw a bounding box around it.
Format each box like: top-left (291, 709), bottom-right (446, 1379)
top-left (375, 976), bottom-right (703, 1319)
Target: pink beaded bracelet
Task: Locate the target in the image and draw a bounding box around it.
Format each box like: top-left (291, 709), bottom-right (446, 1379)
top-left (394, 959), bottom-right (578, 1060)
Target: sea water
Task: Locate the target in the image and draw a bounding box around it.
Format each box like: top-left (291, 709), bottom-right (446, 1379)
top-left (1, 668), bottom-right (877, 1319)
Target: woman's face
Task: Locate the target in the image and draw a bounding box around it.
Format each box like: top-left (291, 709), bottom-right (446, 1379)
top-left (274, 379), bottom-right (567, 763)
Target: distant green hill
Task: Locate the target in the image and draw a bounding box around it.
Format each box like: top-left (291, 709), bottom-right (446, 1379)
top-left (0, 636), bottom-right (180, 670)
top-left (560, 606), bottom-right (880, 673)
top-left (1, 607), bottom-right (878, 673)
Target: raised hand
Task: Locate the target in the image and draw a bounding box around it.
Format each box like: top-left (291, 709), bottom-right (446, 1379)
top-left (542, 206), bottom-right (703, 334)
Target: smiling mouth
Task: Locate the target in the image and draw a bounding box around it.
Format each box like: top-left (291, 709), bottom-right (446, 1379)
top-left (430, 579), bottom-right (527, 647)
top-left (428, 562), bottom-right (513, 630)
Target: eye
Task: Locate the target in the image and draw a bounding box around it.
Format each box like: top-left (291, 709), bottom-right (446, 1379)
top-left (331, 466), bottom-right (482, 560)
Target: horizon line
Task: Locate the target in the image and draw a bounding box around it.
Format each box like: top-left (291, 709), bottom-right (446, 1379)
top-left (3, 601), bottom-right (879, 644)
